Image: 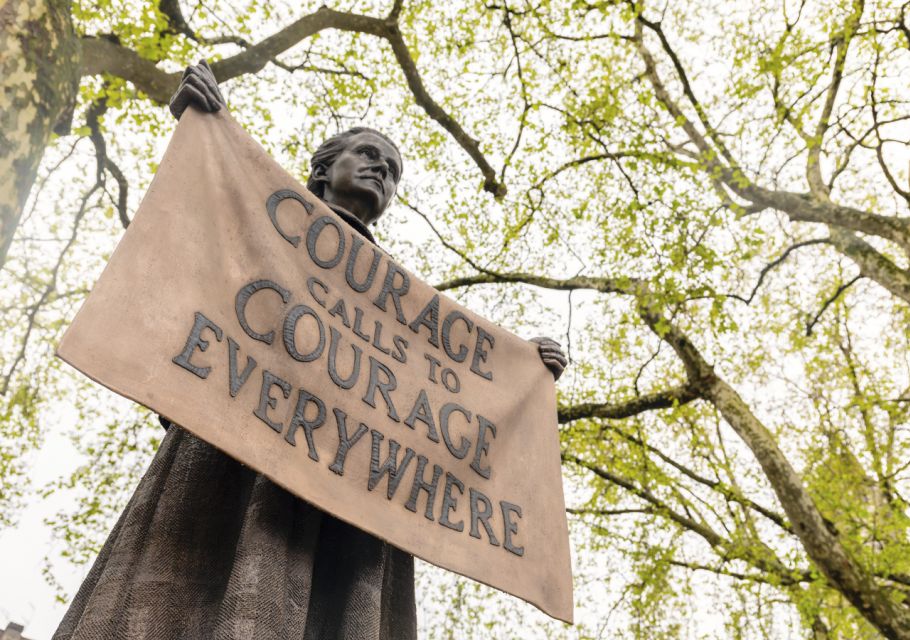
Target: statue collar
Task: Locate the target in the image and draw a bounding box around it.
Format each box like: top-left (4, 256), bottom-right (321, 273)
top-left (324, 202), bottom-right (376, 245)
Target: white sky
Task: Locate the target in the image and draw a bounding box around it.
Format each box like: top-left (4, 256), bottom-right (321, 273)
top-left (4, 1), bottom-right (907, 638)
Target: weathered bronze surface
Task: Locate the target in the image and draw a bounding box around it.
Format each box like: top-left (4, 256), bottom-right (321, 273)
top-left (171, 61), bottom-right (566, 379)
top-left (54, 61), bottom-right (569, 639)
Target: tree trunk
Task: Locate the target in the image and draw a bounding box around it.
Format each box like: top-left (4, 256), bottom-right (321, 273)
top-left (0, 0), bottom-right (79, 272)
top-left (638, 298), bottom-right (910, 639)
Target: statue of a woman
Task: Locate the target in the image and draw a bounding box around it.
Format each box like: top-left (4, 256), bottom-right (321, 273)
top-left (53, 61), bottom-right (567, 640)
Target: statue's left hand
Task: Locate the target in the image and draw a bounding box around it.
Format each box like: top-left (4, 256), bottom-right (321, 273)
top-left (530, 336), bottom-right (567, 381)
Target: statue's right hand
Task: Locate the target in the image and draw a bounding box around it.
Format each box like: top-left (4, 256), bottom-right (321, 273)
top-left (169, 59), bottom-right (226, 120)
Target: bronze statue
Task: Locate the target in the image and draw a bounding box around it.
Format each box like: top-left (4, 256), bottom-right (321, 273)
top-left (53, 60), bottom-right (566, 640)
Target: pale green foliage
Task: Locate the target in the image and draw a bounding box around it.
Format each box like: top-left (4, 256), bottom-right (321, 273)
top-left (2, 0), bottom-right (910, 636)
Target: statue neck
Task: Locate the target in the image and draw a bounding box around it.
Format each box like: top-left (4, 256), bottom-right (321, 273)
top-left (324, 201), bottom-right (376, 245)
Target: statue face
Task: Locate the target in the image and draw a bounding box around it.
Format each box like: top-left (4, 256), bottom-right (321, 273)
top-left (318, 131), bottom-right (401, 226)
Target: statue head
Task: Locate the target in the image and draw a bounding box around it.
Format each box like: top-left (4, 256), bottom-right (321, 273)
top-left (307, 127), bottom-right (403, 227)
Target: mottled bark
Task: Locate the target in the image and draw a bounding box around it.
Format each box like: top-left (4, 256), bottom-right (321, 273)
top-left (0, 0), bottom-right (79, 271)
top-left (706, 378), bottom-right (910, 639)
top-left (739, 186), bottom-right (910, 255)
top-left (827, 227), bottom-right (910, 304)
top-left (557, 383), bottom-right (699, 422)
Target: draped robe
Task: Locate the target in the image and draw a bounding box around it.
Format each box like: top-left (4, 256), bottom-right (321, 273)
top-left (53, 208), bottom-right (418, 640)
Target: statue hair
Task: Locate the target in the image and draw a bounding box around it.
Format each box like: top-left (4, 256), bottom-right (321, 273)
top-left (306, 127), bottom-right (402, 199)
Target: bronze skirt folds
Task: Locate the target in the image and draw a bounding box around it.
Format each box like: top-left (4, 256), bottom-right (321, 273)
top-left (52, 426), bottom-right (417, 640)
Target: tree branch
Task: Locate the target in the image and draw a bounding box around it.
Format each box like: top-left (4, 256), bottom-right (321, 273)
top-left (434, 271), bottom-right (636, 294)
top-left (104, 157), bottom-right (130, 229)
top-left (635, 294), bottom-right (910, 639)
top-left (1, 181), bottom-right (98, 396)
top-left (805, 0), bottom-right (864, 200)
top-left (631, 20), bottom-right (716, 161)
top-left (85, 94), bottom-right (130, 230)
top-left (715, 179), bottom-right (910, 252)
top-left (565, 453), bottom-right (725, 547)
top-left (380, 21), bottom-right (506, 197)
top-left (594, 420), bottom-right (793, 534)
top-left (565, 454), bottom-right (804, 583)
top-left (629, 3), bottom-right (910, 269)
top-left (805, 275), bottom-right (863, 336)
top-left (635, 12), bottom-right (738, 167)
top-left (558, 383), bottom-right (699, 422)
top-left (81, 6), bottom-right (506, 198)
top-left (727, 239), bottom-right (830, 304)
top-left (668, 559), bottom-right (807, 587)
top-left (827, 227), bottom-right (910, 304)
top-left (455, 266), bottom-right (910, 636)
top-left (81, 37), bottom-right (181, 103)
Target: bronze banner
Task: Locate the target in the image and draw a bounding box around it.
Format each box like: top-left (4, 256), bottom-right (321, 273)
top-left (57, 109), bottom-right (573, 622)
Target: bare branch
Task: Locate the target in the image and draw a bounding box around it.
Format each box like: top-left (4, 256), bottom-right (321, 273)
top-left (84, 95), bottom-right (130, 230)
top-left (668, 559), bottom-right (807, 587)
top-left (104, 157), bottom-right (130, 229)
top-left (157, 0), bottom-right (196, 39)
top-left (81, 7), bottom-right (506, 198)
top-left (558, 384), bottom-right (699, 422)
top-left (805, 0), bottom-right (864, 199)
top-left (635, 12), bottom-right (738, 167)
top-left (388, 0), bottom-right (405, 20)
top-left (594, 420), bottom-right (793, 533)
top-left (631, 20), bottom-right (716, 160)
top-left (566, 506), bottom-right (654, 517)
top-left (565, 454), bottom-right (803, 582)
top-left (81, 37), bottom-right (181, 103)
top-left (827, 227), bottom-right (910, 304)
top-left (1, 182), bottom-right (98, 395)
top-left (805, 275), bottom-right (863, 336)
top-left (564, 453), bottom-right (725, 547)
top-left (717, 177), bottom-right (910, 252)
top-left (869, 46), bottom-right (910, 209)
top-left (727, 239), bottom-right (830, 304)
top-left (380, 22), bottom-right (506, 197)
top-left (434, 271), bottom-right (636, 294)
top-left (531, 149), bottom-right (685, 194)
